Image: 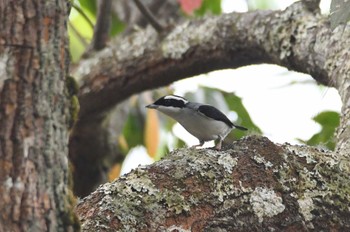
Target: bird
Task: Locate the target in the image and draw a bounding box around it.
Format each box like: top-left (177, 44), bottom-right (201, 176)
top-left (146, 95), bottom-right (247, 150)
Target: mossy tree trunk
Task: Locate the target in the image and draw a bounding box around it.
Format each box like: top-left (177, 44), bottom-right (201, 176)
top-left (0, 1), bottom-right (78, 231)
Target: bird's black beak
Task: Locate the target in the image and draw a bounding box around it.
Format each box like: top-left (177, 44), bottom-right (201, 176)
top-left (146, 104), bottom-right (158, 109)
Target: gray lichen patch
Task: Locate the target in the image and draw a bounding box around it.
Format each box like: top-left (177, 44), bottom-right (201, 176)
top-left (162, 17), bottom-right (219, 59)
top-left (160, 189), bottom-right (191, 214)
top-left (114, 26), bottom-right (158, 60)
top-left (124, 170), bottom-right (159, 195)
top-left (252, 154), bottom-right (273, 169)
top-left (0, 52), bottom-right (11, 90)
top-left (297, 196), bottom-right (314, 221)
top-left (166, 225), bottom-right (191, 232)
top-left (212, 180), bottom-right (237, 202)
top-left (277, 143), bottom-right (350, 217)
top-left (186, 149), bottom-right (219, 174)
top-left (218, 153), bottom-right (238, 174)
top-left (250, 187), bottom-right (285, 223)
top-left (161, 22), bottom-right (191, 59)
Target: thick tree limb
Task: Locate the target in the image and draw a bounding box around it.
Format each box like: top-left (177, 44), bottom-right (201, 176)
top-left (75, 2), bottom-right (350, 154)
top-left (74, 2), bottom-right (345, 119)
top-left (76, 136), bottom-right (350, 231)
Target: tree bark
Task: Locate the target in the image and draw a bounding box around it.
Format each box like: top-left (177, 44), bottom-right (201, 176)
top-left (70, 1), bottom-right (350, 197)
top-left (76, 136), bottom-right (350, 231)
top-left (0, 1), bottom-right (78, 231)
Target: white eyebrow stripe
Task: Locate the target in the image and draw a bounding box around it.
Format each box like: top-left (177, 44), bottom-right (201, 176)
top-left (164, 95), bottom-right (188, 103)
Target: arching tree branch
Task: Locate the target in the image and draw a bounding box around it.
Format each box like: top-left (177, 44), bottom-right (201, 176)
top-left (74, 2), bottom-right (346, 119)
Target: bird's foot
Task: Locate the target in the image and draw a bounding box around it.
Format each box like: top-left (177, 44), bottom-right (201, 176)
top-left (191, 141), bottom-right (205, 149)
top-left (214, 140), bottom-right (222, 150)
top-left (191, 144), bottom-right (203, 149)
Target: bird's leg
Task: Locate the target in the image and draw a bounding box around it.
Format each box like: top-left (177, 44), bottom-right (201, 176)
top-left (214, 138), bottom-right (223, 150)
top-left (191, 140), bottom-right (205, 149)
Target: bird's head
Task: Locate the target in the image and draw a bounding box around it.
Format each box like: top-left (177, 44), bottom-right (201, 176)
top-left (146, 95), bottom-right (189, 115)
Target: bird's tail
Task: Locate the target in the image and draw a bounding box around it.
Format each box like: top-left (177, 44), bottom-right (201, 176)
top-left (234, 124), bottom-right (248, 131)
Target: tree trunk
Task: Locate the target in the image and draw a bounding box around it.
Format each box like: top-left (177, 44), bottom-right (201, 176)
top-left (0, 1), bottom-right (78, 231)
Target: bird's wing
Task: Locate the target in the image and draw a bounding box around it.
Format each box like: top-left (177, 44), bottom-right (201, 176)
top-left (197, 105), bottom-right (234, 128)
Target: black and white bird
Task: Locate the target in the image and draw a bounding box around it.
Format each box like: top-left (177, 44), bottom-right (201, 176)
top-left (146, 95), bottom-right (247, 150)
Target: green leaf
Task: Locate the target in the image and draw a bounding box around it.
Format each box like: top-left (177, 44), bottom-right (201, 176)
top-left (330, 0), bottom-right (350, 29)
top-left (122, 109), bottom-right (145, 150)
top-left (68, 29), bottom-right (84, 62)
top-left (195, 0), bottom-right (222, 16)
top-left (313, 111), bottom-right (340, 127)
top-left (176, 137), bottom-right (187, 149)
top-left (301, 111), bottom-right (340, 150)
top-left (110, 13), bottom-right (126, 36)
top-left (247, 0), bottom-right (278, 10)
top-left (68, 4), bottom-right (95, 62)
top-left (221, 91), bottom-right (262, 139)
top-left (78, 0), bottom-right (97, 16)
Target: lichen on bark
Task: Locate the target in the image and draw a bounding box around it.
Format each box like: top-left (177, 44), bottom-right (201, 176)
top-left (76, 136), bottom-right (350, 231)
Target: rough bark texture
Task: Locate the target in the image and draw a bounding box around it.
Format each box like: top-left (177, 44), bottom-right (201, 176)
top-left (0, 1), bottom-right (79, 231)
top-left (76, 136), bottom-right (350, 231)
top-left (70, 1), bottom-right (350, 197)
